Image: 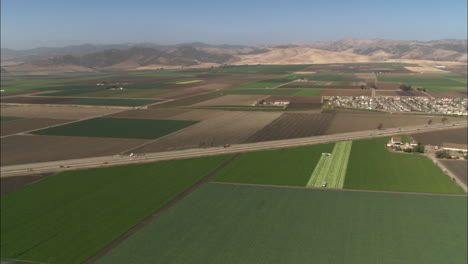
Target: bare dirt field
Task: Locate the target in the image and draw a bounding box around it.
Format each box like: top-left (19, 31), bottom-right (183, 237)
top-left (244, 112), bottom-right (334, 142)
top-left (1, 118), bottom-right (72, 136)
top-left (0, 105), bottom-right (123, 119)
top-left (131, 111), bottom-right (282, 152)
top-left (324, 113), bottom-right (458, 134)
top-left (376, 90), bottom-right (428, 97)
top-left (439, 160), bottom-right (467, 186)
top-left (191, 94), bottom-right (266, 106)
top-left (410, 127), bottom-right (467, 146)
top-left (321, 89), bottom-right (371, 96)
top-left (376, 82), bottom-right (401, 90)
top-left (106, 108), bottom-right (191, 120)
top-left (426, 91), bottom-right (467, 98)
top-left (1, 135), bottom-right (150, 166)
top-left (164, 109), bottom-right (234, 121)
top-left (1, 96), bottom-right (76, 104)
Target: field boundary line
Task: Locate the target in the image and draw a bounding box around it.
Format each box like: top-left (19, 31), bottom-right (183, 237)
top-left (83, 153), bottom-right (242, 264)
top-left (210, 181), bottom-right (467, 197)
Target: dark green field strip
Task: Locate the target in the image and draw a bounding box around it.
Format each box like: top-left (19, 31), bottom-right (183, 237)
top-left (73, 89), bottom-right (173, 98)
top-left (0, 155), bottom-right (233, 264)
top-left (96, 183), bottom-right (467, 264)
top-left (212, 143), bottom-right (334, 186)
top-left (308, 74), bottom-right (364, 82)
top-left (0, 116), bottom-right (25, 122)
top-left (344, 137), bottom-right (465, 194)
top-left (31, 118), bottom-right (198, 139)
top-left (55, 98), bottom-right (160, 106)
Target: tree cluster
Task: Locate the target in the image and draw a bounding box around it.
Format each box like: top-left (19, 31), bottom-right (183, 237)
top-left (435, 150), bottom-right (452, 159)
top-left (400, 84), bottom-right (412, 91)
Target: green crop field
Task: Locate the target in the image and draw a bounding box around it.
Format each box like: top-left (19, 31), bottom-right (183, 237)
top-left (31, 117), bottom-right (198, 139)
top-left (344, 137), bottom-right (465, 194)
top-left (55, 98), bottom-right (160, 106)
top-left (223, 89), bottom-right (322, 96)
top-left (174, 80), bottom-right (203, 84)
top-left (0, 155), bottom-right (232, 264)
top-left (96, 183), bottom-right (467, 264)
top-left (71, 89), bottom-right (173, 98)
top-left (306, 141), bottom-right (352, 188)
top-left (212, 143), bottom-right (334, 186)
top-left (377, 74), bottom-right (467, 91)
top-left (230, 82), bottom-right (285, 89)
top-left (0, 116), bottom-right (24, 122)
top-left (308, 74), bottom-right (364, 82)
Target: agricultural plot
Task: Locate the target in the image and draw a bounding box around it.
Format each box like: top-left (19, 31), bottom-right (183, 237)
top-left (376, 82), bottom-right (401, 90)
top-left (96, 183), bottom-right (467, 264)
top-left (1, 96), bottom-right (77, 104)
top-left (62, 89), bottom-right (174, 98)
top-left (377, 74), bottom-right (466, 91)
top-left (210, 64), bottom-right (310, 75)
top-left (0, 116), bottom-right (24, 122)
top-left (1, 118), bottom-right (72, 136)
top-left (106, 108), bottom-right (191, 120)
top-left (426, 91), bottom-right (467, 98)
top-left (306, 141), bottom-right (352, 188)
top-left (344, 137), bottom-right (465, 194)
top-left (263, 95), bottom-right (323, 109)
top-left (223, 89), bottom-right (322, 96)
top-left (410, 127), bottom-right (467, 146)
top-left (0, 105), bottom-right (123, 119)
top-left (31, 117), bottom-right (198, 139)
top-left (376, 90), bottom-right (428, 97)
top-left (440, 160), bottom-right (467, 186)
top-left (212, 143), bottom-right (334, 186)
top-left (150, 91), bottom-right (225, 108)
top-left (55, 98), bottom-right (160, 106)
top-left (131, 111), bottom-right (282, 152)
top-left (1, 135), bottom-right (150, 166)
top-left (0, 155), bottom-right (233, 264)
top-left (321, 89), bottom-right (371, 96)
top-left (191, 94), bottom-right (266, 106)
top-left (245, 113), bottom-right (334, 142)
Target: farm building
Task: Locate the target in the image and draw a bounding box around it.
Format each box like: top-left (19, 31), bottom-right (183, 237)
top-left (390, 137), bottom-right (403, 146)
top-left (442, 143), bottom-right (468, 153)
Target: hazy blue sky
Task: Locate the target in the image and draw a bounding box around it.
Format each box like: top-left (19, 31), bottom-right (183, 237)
top-left (2, 0), bottom-right (467, 49)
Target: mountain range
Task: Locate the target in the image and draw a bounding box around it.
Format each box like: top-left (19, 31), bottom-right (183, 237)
top-left (2, 39), bottom-right (466, 72)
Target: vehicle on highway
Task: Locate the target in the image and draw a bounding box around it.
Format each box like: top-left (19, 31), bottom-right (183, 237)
top-left (224, 144), bottom-right (231, 148)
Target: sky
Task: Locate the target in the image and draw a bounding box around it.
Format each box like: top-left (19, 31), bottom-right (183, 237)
top-left (1, 0), bottom-right (467, 50)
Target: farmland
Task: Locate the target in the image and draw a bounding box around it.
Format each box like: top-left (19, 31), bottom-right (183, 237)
top-left (410, 127), bottom-right (467, 146)
top-left (1, 118), bottom-right (72, 136)
top-left (306, 141), bottom-right (352, 188)
top-left (212, 143), bottom-right (334, 186)
top-left (245, 113), bottom-right (334, 142)
top-left (0, 105), bottom-right (123, 119)
top-left (222, 89), bottom-right (322, 96)
top-left (0, 155), bottom-right (233, 264)
top-left (0, 116), bottom-right (24, 122)
top-left (377, 74), bottom-right (467, 92)
top-left (344, 137), bottom-right (465, 194)
top-left (96, 183), bottom-right (467, 264)
top-left (1, 135), bottom-right (150, 166)
top-left (56, 98), bottom-right (160, 106)
top-left (440, 160), bottom-right (467, 186)
top-left (31, 117), bottom-right (198, 139)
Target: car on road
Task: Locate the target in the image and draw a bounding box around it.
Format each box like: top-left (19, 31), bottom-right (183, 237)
top-left (224, 144), bottom-right (231, 148)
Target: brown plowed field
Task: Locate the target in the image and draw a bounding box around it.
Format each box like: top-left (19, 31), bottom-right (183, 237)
top-left (1, 96), bottom-right (76, 104)
top-left (410, 127), bottom-right (467, 146)
top-left (1, 135), bottom-right (150, 166)
top-left (244, 112), bottom-right (334, 143)
top-left (0, 105), bottom-right (123, 119)
top-left (376, 82), bottom-right (400, 90)
top-left (106, 109), bottom-right (191, 120)
top-left (1, 118), bottom-right (72, 136)
top-left (426, 91), bottom-right (467, 98)
top-left (167, 109), bottom-right (233, 121)
top-left (321, 89), bottom-right (371, 96)
top-left (376, 90), bottom-right (428, 97)
top-left (192, 94), bottom-right (266, 106)
top-left (131, 111), bottom-right (282, 153)
top-left (325, 113), bottom-right (464, 134)
top-left (440, 160), bottom-right (468, 186)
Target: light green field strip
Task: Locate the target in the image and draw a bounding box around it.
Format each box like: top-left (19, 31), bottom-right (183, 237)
top-left (306, 141), bottom-right (353, 188)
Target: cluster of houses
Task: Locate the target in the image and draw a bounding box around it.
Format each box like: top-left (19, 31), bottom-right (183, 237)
top-left (387, 136), bottom-right (467, 159)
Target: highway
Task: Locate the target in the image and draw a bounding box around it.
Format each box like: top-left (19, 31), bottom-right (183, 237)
top-left (1, 121), bottom-right (467, 177)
